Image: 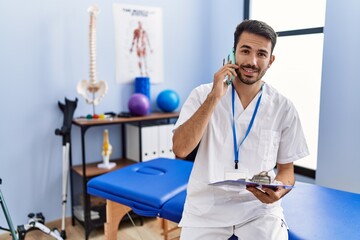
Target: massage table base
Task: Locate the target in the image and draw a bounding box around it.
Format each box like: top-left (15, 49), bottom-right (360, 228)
top-left (104, 200), bottom-right (131, 240)
top-left (161, 218), bottom-right (180, 240)
top-left (104, 199), bottom-right (179, 240)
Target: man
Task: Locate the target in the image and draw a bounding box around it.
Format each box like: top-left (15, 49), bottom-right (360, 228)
top-left (172, 20), bottom-right (309, 240)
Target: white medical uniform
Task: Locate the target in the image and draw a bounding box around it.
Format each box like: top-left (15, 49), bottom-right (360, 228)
top-left (174, 82), bottom-right (309, 239)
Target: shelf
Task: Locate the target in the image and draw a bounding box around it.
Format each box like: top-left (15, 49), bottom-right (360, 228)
top-left (72, 158), bottom-right (136, 178)
top-left (73, 207), bottom-right (143, 230)
top-left (70, 112), bottom-right (179, 239)
top-left (73, 112), bottom-right (179, 127)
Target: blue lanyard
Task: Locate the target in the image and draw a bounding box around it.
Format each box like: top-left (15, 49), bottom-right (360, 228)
top-left (232, 83), bottom-right (263, 169)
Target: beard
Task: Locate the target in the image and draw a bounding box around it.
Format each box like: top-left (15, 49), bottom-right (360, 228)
top-left (235, 65), bottom-right (267, 85)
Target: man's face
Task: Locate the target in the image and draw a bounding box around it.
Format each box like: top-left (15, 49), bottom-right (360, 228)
top-left (234, 32), bottom-right (275, 85)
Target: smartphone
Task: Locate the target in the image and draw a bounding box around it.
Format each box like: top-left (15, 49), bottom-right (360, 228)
top-left (228, 48), bottom-right (235, 64)
top-left (224, 49), bottom-right (236, 86)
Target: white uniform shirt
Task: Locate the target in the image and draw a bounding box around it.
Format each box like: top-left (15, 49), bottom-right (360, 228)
top-left (174, 82), bottom-right (309, 227)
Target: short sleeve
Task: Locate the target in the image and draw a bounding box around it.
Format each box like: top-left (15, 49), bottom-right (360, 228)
top-left (277, 103), bottom-right (310, 164)
top-left (173, 84), bottom-right (211, 132)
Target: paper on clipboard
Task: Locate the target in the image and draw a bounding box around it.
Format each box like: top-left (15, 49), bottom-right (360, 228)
top-left (209, 179), bottom-right (294, 190)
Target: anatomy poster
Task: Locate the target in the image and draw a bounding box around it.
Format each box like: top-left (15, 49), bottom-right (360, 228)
top-left (113, 3), bottom-right (164, 84)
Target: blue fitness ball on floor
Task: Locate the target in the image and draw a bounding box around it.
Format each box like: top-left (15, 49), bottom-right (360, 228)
top-left (156, 90), bottom-right (180, 112)
top-left (128, 93), bottom-right (150, 116)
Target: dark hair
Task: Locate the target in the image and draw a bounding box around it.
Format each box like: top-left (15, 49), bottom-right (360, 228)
top-left (234, 19), bottom-right (277, 54)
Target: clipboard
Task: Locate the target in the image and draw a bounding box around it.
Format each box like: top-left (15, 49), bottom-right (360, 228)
top-left (209, 179), bottom-right (294, 190)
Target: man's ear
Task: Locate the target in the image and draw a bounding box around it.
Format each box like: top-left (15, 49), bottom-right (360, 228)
top-left (268, 55), bottom-right (275, 68)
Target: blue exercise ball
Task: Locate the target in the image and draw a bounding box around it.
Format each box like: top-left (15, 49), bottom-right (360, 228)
top-left (128, 93), bottom-right (150, 116)
top-left (156, 90), bottom-right (180, 112)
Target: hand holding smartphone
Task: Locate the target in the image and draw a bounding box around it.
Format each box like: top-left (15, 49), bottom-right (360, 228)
top-left (223, 49), bottom-right (236, 86)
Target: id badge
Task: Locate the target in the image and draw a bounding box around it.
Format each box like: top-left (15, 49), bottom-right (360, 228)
top-left (224, 168), bottom-right (249, 180)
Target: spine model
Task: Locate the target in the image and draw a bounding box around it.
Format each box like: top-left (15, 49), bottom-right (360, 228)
top-left (77, 5), bottom-right (108, 112)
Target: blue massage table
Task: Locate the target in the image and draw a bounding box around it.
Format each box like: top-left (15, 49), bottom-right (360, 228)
top-left (87, 158), bottom-right (193, 240)
top-left (283, 181), bottom-right (360, 240)
top-left (87, 158), bottom-right (360, 240)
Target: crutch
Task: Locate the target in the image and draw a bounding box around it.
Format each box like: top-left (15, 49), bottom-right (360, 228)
top-left (55, 97), bottom-right (78, 239)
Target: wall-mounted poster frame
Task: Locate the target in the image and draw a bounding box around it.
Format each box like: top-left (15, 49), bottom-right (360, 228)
top-left (113, 3), bottom-right (164, 84)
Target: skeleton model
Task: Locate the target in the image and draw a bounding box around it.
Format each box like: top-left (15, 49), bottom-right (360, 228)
top-left (97, 129), bottom-right (116, 169)
top-left (77, 5), bottom-right (107, 114)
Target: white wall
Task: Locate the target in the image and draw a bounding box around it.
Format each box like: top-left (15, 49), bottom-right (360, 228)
top-left (208, 0), bottom-right (244, 74)
top-left (316, 0), bottom-right (360, 193)
top-left (0, 0), bottom-right (242, 227)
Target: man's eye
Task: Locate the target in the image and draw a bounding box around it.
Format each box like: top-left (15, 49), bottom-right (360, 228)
top-left (258, 53), bottom-right (267, 57)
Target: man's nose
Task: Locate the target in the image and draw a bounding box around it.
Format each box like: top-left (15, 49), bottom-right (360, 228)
top-left (245, 53), bottom-right (257, 66)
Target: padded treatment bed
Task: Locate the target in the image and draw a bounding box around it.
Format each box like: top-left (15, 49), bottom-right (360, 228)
top-left (87, 158), bottom-right (193, 240)
top-left (88, 158), bottom-right (360, 240)
top-left (283, 181), bottom-right (360, 240)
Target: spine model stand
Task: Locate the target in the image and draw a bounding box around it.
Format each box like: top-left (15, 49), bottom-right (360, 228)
top-left (76, 5), bottom-right (107, 115)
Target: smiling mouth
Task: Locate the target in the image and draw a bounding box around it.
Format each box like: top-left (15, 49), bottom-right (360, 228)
top-left (242, 69), bottom-right (256, 78)
top-left (242, 66), bottom-right (258, 73)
